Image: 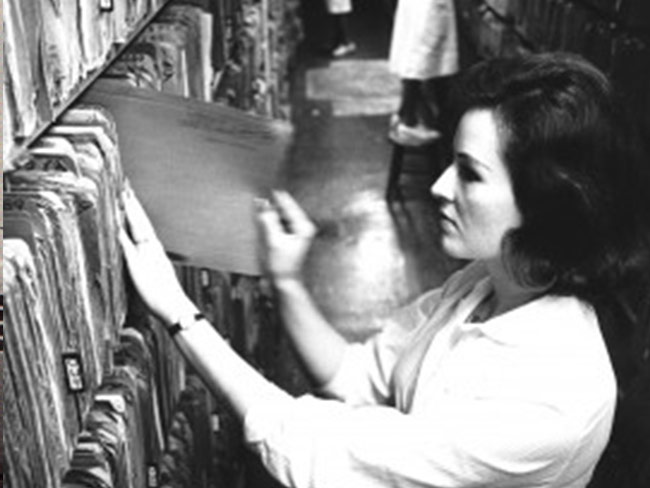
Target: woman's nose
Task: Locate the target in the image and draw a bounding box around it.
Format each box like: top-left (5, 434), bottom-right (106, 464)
top-left (430, 164), bottom-right (455, 202)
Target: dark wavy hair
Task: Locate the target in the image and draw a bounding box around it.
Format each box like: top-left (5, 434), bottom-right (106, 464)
top-left (451, 53), bottom-right (650, 484)
top-left (453, 52), bottom-right (650, 306)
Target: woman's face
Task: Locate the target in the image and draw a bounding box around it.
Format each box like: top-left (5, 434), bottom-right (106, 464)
top-left (431, 109), bottom-right (522, 261)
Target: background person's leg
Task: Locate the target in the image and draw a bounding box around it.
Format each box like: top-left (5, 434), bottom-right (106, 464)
top-left (397, 79), bottom-right (420, 127)
top-left (418, 79), bottom-right (440, 131)
top-left (326, 0), bottom-right (356, 57)
top-left (391, 80), bottom-right (441, 146)
top-left (330, 13), bottom-right (356, 57)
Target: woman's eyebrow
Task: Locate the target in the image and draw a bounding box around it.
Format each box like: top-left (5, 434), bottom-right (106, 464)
top-left (456, 152), bottom-right (492, 172)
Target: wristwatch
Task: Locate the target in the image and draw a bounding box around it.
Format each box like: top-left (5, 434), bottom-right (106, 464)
top-left (167, 312), bottom-right (205, 338)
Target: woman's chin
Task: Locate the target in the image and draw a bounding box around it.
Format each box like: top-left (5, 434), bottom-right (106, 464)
top-left (439, 237), bottom-right (468, 260)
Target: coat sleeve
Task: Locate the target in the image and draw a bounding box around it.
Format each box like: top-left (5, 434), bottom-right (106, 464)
top-left (319, 263), bottom-right (482, 406)
top-left (318, 287), bottom-right (444, 405)
top-left (243, 388), bottom-right (579, 488)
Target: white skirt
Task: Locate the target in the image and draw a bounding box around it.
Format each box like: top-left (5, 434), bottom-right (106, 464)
top-left (325, 0), bottom-right (352, 15)
top-left (389, 0), bottom-right (459, 79)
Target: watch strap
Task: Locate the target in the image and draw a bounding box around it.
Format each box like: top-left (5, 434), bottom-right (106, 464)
top-left (168, 312), bottom-right (205, 337)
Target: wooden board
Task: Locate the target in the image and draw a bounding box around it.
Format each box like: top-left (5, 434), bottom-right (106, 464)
top-left (81, 79), bottom-right (292, 275)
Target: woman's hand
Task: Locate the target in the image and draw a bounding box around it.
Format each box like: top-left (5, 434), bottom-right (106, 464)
top-left (119, 185), bottom-right (196, 325)
top-left (256, 190), bottom-right (317, 285)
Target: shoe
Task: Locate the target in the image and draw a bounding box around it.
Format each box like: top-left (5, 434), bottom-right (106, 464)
top-left (331, 42), bottom-right (356, 58)
top-left (389, 122), bottom-right (441, 147)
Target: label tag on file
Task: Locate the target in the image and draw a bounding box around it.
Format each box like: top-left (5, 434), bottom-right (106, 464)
top-left (62, 353), bottom-right (86, 393)
top-left (201, 269), bottom-right (210, 287)
top-left (147, 464), bottom-right (160, 488)
top-left (212, 413), bottom-right (221, 432)
top-left (99, 0), bottom-right (114, 12)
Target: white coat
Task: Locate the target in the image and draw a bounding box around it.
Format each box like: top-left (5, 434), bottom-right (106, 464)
top-left (389, 0), bottom-right (460, 79)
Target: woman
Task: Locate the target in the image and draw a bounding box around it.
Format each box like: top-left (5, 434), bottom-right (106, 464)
top-left (120, 53), bottom-right (650, 487)
top-left (388, 0), bottom-right (459, 146)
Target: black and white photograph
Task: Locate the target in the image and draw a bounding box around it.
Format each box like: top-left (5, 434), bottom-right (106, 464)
top-left (3, 1), bottom-right (650, 487)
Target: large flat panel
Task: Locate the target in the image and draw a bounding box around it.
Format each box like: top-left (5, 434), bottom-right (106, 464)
top-left (82, 80), bottom-right (292, 275)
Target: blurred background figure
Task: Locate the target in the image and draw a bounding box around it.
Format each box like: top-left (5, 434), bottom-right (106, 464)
top-left (325, 0), bottom-right (357, 57)
top-left (388, 0), bottom-right (459, 146)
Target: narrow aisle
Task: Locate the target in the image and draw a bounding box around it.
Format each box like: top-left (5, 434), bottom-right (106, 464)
top-left (283, 1), bottom-right (462, 339)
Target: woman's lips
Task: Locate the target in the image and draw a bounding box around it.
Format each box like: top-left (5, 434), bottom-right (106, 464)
top-left (438, 211), bottom-right (458, 232)
top-left (439, 211), bottom-right (455, 226)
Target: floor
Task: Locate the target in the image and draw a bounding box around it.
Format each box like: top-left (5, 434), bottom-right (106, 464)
top-left (282, 0), bottom-right (462, 341)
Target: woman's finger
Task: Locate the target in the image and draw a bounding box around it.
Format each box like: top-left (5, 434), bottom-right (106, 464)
top-left (118, 228), bottom-right (137, 261)
top-left (257, 203), bottom-right (288, 244)
top-left (123, 188), bottom-right (158, 244)
top-left (271, 190), bottom-right (316, 236)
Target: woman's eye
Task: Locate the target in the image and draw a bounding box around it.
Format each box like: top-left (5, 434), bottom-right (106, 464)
top-left (457, 163), bottom-right (481, 183)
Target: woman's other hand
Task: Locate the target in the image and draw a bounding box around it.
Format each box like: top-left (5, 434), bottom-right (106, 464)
top-left (119, 185), bottom-right (196, 325)
top-left (256, 190), bottom-right (317, 285)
